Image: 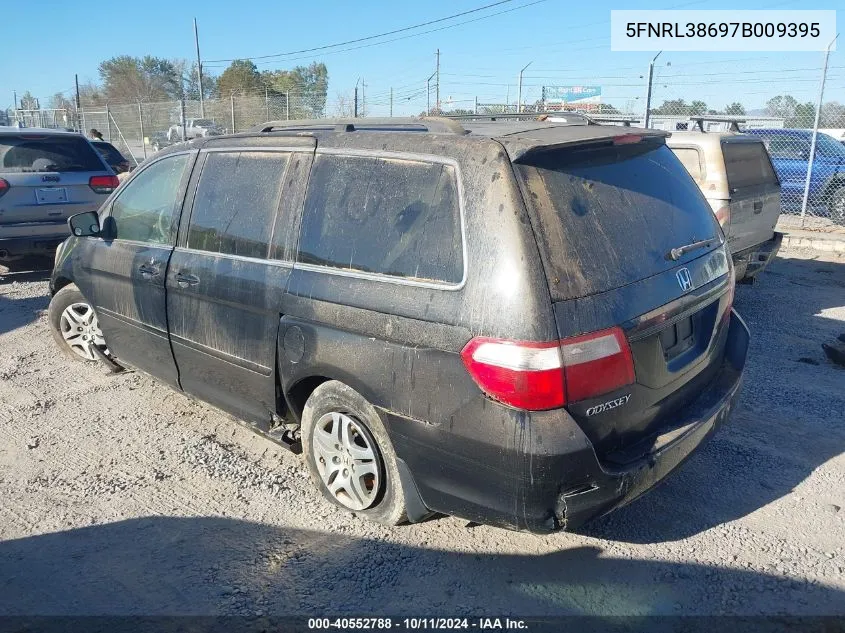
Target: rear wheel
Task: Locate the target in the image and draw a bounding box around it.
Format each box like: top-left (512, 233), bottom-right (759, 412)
top-left (48, 284), bottom-right (108, 362)
top-left (301, 381), bottom-right (407, 525)
top-left (827, 186), bottom-right (845, 225)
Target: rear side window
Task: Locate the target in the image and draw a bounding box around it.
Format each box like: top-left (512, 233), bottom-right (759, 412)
top-left (517, 140), bottom-right (720, 301)
top-left (188, 151), bottom-right (289, 259)
top-left (721, 141), bottom-right (779, 190)
top-left (94, 143), bottom-right (125, 164)
top-left (298, 154), bottom-right (462, 284)
top-left (671, 147), bottom-right (703, 181)
top-left (0, 135), bottom-right (104, 173)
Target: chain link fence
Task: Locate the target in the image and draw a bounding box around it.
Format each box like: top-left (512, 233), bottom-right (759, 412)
top-left (5, 56), bottom-right (844, 226)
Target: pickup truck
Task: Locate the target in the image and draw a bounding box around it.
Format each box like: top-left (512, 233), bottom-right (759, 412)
top-left (667, 131), bottom-right (783, 283)
top-left (167, 118), bottom-right (223, 141)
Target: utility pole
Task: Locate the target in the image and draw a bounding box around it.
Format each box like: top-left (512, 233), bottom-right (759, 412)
top-left (643, 51), bottom-right (662, 129)
top-left (517, 61), bottom-right (532, 113)
top-left (390, 87), bottom-right (393, 117)
top-left (801, 33), bottom-right (839, 225)
top-left (362, 79), bottom-right (366, 117)
top-left (75, 75), bottom-right (81, 132)
top-left (354, 80), bottom-right (359, 118)
top-left (194, 18), bottom-right (205, 117)
top-left (435, 49), bottom-right (440, 114)
top-left (426, 71), bottom-right (436, 115)
top-left (13, 90), bottom-right (17, 111)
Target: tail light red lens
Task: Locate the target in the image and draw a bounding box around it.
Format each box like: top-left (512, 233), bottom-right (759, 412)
top-left (461, 326), bottom-right (635, 411)
top-left (560, 327), bottom-right (635, 403)
top-left (714, 205), bottom-right (731, 229)
top-left (0, 178), bottom-right (8, 198)
top-left (613, 134), bottom-right (643, 145)
top-left (89, 175), bottom-right (119, 194)
top-left (460, 338), bottom-right (564, 411)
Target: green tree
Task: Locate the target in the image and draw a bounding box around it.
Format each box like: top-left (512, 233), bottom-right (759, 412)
top-left (724, 102), bottom-right (746, 116)
top-left (99, 55), bottom-right (181, 103)
top-left (18, 91), bottom-right (38, 109)
top-left (765, 95), bottom-right (799, 119)
top-left (218, 59), bottom-right (261, 96)
top-left (261, 62), bottom-right (328, 117)
top-left (689, 100), bottom-right (708, 115)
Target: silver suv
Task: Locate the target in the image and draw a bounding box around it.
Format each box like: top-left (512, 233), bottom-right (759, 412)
top-left (0, 128), bottom-right (118, 262)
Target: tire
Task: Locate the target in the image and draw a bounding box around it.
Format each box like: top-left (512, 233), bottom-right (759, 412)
top-left (301, 381), bottom-right (407, 525)
top-left (48, 284), bottom-right (108, 363)
top-left (827, 186), bottom-right (845, 225)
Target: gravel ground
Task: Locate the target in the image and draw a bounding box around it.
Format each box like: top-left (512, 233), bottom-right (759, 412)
top-left (0, 249), bottom-right (843, 617)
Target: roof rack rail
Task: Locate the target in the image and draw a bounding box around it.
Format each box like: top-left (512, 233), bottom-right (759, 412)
top-left (443, 111), bottom-right (596, 125)
top-left (250, 117), bottom-right (467, 135)
top-left (688, 115), bottom-right (746, 132)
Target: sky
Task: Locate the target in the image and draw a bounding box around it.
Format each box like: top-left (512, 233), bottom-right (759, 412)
top-left (1, 0), bottom-right (842, 117)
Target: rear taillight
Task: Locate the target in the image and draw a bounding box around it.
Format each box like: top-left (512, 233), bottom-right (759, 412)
top-left (560, 327), bottom-right (635, 403)
top-left (460, 326), bottom-right (635, 411)
top-left (0, 178), bottom-right (8, 198)
top-left (461, 338), bottom-right (564, 410)
top-left (713, 204), bottom-right (731, 229)
top-left (89, 175), bottom-right (119, 194)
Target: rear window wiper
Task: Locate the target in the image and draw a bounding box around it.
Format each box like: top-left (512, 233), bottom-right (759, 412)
top-left (666, 238), bottom-right (716, 261)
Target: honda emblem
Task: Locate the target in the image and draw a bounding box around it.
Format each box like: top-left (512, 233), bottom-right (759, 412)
top-left (676, 268), bottom-right (693, 292)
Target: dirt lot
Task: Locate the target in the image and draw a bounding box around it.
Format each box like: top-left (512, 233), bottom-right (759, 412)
top-left (0, 249), bottom-right (843, 617)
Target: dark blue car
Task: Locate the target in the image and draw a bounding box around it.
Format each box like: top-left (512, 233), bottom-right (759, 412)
top-left (744, 129), bottom-right (845, 224)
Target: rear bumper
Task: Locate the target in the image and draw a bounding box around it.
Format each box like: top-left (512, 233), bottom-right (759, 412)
top-left (0, 230), bottom-right (68, 257)
top-left (733, 232), bottom-right (782, 281)
top-left (387, 310), bottom-right (750, 533)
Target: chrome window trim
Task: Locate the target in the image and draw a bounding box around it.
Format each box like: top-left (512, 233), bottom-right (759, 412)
top-left (295, 148), bottom-right (468, 292)
top-left (173, 246), bottom-right (293, 268)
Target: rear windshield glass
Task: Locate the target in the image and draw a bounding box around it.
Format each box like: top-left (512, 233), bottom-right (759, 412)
top-left (517, 140), bottom-right (720, 301)
top-left (721, 141), bottom-right (779, 190)
top-left (93, 143), bottom-right (125, 164)
top-left (0, 135), bottom-right (105, 173)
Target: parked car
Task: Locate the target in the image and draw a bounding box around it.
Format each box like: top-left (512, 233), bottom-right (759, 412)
top-left (49, 118), bottom-right (749, 533)
top-left (743, 129), bottom-right (845, 224)
top-left (149, 131), bottom-right (173, 153)
top-left (167, 118), bottom-right (223, 141)
top-left (91, 140), bottom-right (133, 175)
top-left (0, 128), bottom-right (119, 262)
top-left (667, 132), bottom-right (783, 282)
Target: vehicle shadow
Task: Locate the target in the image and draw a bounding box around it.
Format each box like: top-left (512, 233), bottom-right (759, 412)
top-left (0, 516), bottom-right (842, 617)
top-left (0, 258), bottom-right (52, 335)
top-left (583, 254), bottom-right (845, 544)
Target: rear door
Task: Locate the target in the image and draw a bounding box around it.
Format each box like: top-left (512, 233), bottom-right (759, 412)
top-left (0, 133), bottom-right (113, 242)
top-left (80, 151), bottom-right (195, 387)
top-left (516, 137), bottom-right (732, 457)
top-left (721, 138), bottom-right (781, 253)
top-left (166, 141), bottom-right (315, 426)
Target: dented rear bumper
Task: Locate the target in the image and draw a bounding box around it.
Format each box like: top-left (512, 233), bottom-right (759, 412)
top-left (386, 310), bottom-right (749, 533)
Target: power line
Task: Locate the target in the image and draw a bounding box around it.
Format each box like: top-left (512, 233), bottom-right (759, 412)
top-left (203, 0), bottom-right (550, 69)
top-left (206, 0), bottom-right (522, 63)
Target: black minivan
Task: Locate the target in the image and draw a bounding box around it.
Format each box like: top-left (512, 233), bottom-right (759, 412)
top-left (49, 117), bottom-right (749, 533)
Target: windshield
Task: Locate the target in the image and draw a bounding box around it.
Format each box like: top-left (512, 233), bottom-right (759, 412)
top-left (517, 139), bottom-right (721, 301)
top-left (815, 133), bottom-right (845, 158)
top-left (194, 119), bottom-right (215, 127)
top-left (0, 135), bottom-right (105, 173)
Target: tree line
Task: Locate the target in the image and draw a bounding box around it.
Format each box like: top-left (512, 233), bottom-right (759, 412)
top-left (17, 57), bottom-right (329, 119)
top-left (650, 96), bottom-right (845, 128)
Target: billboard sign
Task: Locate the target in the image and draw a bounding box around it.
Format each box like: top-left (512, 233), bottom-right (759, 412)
top-left (544, 86), bottom-right (602, 104)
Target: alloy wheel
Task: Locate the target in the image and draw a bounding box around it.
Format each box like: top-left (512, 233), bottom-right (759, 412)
top-left (59, 302), bottom-right (107, 361)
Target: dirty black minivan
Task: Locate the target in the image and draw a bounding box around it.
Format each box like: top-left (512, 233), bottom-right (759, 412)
top-left (49, 117), bottom-right (749, 533)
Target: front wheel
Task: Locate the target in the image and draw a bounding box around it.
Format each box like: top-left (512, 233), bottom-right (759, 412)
top-left (301, 381), bottom-right (407, 525)
top-left (827, 186), bottom-right (845, 225)
top-left (48, 284), bottom-right (108, 362)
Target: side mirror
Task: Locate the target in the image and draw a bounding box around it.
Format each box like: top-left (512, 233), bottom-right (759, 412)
top-left (68, 211), bottom-right (101, 238)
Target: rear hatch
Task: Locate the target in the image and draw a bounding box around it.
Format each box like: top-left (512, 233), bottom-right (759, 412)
top-left (0, 133), bottom-right (112, 238)
top-left (514, 135), bottom-right (733, 459)
top-left (721, 137), bottom-right (781, 253)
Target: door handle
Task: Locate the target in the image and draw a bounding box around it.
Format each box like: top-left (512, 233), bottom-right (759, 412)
top-left (175, 272), bottom-right (200, 288)
top-left (138, 263), bottom-right (160, 279)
